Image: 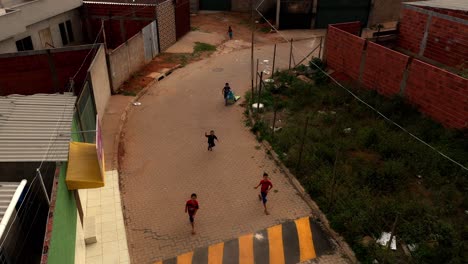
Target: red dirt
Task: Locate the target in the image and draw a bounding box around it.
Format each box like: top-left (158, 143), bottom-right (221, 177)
top-left (191, 12), bottom-right (283, 44)
top-left (119, 12), bottom-right (282, 94)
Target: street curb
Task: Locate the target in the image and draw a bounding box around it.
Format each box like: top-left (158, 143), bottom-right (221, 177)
top-left (247, 110), bottom-right (357, 263)
top-left (111, 64), bottom-right (182, 171)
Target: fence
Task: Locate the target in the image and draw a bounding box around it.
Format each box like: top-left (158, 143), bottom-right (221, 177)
top-left (325, 23), bottom-right (468, 129)
top-left (0, 45), bottom-right (98, 96)
top-left (108, 21), bottom-right (159, 92)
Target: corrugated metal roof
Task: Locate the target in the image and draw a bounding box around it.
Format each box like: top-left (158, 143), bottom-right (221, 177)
top-left (0, 93), bottom-right (76, 162)
top-left (0, 180), bottom-right (26, 240)
top-left (0, 181), bottom-right (22, 222)
top-left (83, 0), bottom-right (161, 6)
top-left (405, 0), bottom-right (468, 12)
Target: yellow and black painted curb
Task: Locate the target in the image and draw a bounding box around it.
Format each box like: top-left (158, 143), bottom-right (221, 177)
top-left (154, 216), bottom-right (334, 264)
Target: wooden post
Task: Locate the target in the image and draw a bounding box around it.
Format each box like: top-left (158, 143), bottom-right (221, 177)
top-left (255, 71), bottom-right (264, 118)
top-left (296, 115), bottom-right (309, 175)
top-left (255, 58), bottom-right (259, 89)
top-left (272, 44), bottom-right (277, 76)
top-left (288, 38), bottom-right (293, 70)
top-left (318, 36), bottom-right (323, 59)
top-left (256, 71), bottom-right (264, 109)
top-left (275, 0), bottom-right (280, 28)
top-left (251, 30), bottom-right (254, 99)
top-left (272, 104), bottom-right (278, 136)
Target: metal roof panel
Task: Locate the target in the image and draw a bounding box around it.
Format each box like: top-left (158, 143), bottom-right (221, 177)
top-left (0, 93), bottom-right (76, 162)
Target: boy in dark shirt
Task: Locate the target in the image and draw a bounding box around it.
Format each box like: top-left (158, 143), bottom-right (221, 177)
top-left (254, 172), bottom-right (273, 215)
top-left (205, 130), bottom-right (218, 151)
top-left (228, 26), bottom-right (233, 40)
top-left (222, 83), bottom-right (231, 106)
top-left (185, 193), bottom-right (199, 235)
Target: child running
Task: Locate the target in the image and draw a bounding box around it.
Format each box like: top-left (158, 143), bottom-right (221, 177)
top-left (254, 172), bottom-right (273, 215)
top-left (228, 26), bottom-right (233, 40)
top-left (205, 130), bottom-right (218, 151)
top-left (185, 193), bottom-right (199, 235)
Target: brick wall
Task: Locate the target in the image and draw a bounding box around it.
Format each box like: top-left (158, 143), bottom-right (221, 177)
top-left (405, 60), bottom-right (468, 128)
top-left (424, 16), bottom-right (468, 68)
top-left (331, 21), bottom-right (361, 36)
top-left (417, 6), bottom-right (468, 20)
top-left (397, 8), bottom-right (428, 54)
top-left (175, 0), bottom-right (190, 39)
top-left (362, 42), bottom-right (410, 96)
top-left (83, 3), bottom-right (156, 49)
top-left (326, 22), bottom-right (468, 129)
top-left (157, 0), bottom-right (177, 51)
top-left (326, 26), bottom-right (365, 80)
top-left (398, 5), bottom-right (468, 68)
top-left (0, 46), bottom-right (95, 96)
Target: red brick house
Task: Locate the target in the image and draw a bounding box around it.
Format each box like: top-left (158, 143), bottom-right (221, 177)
top-left (82, 0), bottom-right (190, 50)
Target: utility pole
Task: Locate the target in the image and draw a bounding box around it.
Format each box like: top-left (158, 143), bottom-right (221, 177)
top-left (288, 38), bottom-right (293, 69)
top-left (250, 1), bottom-right (255, 98)
top-left (275, 0), bottom-right (280, 29)
top-left (272, 44), bottom-right (277, 76)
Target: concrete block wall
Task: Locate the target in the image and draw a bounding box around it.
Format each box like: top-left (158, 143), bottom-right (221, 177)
top-left (326, 25), bottom-right (365, 80)
top-left (89, 45), bottom-right (111, 121)
top-left (157, 0), bottom-right (177, 51)
top-left (405, 60), bottom-right (468, 128)
top-left (362, 41), bottom-right (410, 96)
top-left (108, 32), bottom-right (146, 92)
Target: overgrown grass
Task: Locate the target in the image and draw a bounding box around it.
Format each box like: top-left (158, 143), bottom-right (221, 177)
top-left (193, 42), bottom-right (216, 53)
top-left (245, 59), bottom-right (468, 263)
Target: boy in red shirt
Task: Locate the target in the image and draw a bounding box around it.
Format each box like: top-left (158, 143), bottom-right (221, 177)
top-left (185, 193), bottom-right (199, 234)
top-left (254, 172), bottom-right (273, 215)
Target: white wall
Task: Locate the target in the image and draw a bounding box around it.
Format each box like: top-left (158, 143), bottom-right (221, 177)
top-left (0, 37), bottom-right (16, 53)
top-left (0, 0), bottom-right (82, 41)
top-left (74, 210), bottom-right (86, 264)
top-left (89, 45), bottom-right (111, 122)
top-left (0, 9), bottom-right (83, 53)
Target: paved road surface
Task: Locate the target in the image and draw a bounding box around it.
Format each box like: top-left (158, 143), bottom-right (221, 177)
top-left (119, 40), bottom-right (342, 263)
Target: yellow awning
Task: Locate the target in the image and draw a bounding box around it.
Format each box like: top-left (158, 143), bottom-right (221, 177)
top-left (66, 142), bottom-right (105, 190)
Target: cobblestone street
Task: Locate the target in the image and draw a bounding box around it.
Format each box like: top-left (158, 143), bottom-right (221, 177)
top-left (118, 41), bottom-right (338, 263)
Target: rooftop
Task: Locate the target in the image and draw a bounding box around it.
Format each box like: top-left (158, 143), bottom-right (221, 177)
top-left (83, 0), bottom-right (163, 6)
top-left (0, 93), bottom-right (76, 162)
top-left (405, 0), bottom-right (468, 12)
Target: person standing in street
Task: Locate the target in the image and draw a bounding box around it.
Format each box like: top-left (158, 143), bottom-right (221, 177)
top-left (185, 193), bottom-right (199, 235)
top-left (254, 172), bottom-right (273, 215)
top-left (205, 130), bottom-right (218, 151)
top-left (222, 83), bottom-right (231, 106)
top-left (228, 26), bottom-right (233, 40)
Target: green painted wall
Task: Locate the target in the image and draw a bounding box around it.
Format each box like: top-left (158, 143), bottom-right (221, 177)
top-left (47, 163), bottom-right (77, 264)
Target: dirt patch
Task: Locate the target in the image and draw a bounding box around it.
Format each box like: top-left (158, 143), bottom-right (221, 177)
top-left (117, 52), bottom-right (212, 94)
top-left (191, 12), bottom-right (283, 44)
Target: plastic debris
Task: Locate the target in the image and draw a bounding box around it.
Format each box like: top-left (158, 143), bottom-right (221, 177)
top-left (133, 102), bottom-right (142, 106)
top-left (377, 232), bottom-right (397, 250)
top-left (344, 128), bottom-right (352, 134)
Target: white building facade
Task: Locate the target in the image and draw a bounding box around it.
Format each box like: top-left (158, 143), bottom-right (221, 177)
top-left (0, 0), bottom-right (83, 53)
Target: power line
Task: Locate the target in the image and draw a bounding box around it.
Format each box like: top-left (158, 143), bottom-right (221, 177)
top-left (37, 24), bottom-right (104, 172)
top-left (254, 1), bottom-right (468, 172)
top-left (0, 177), bottom-right (38, 249)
